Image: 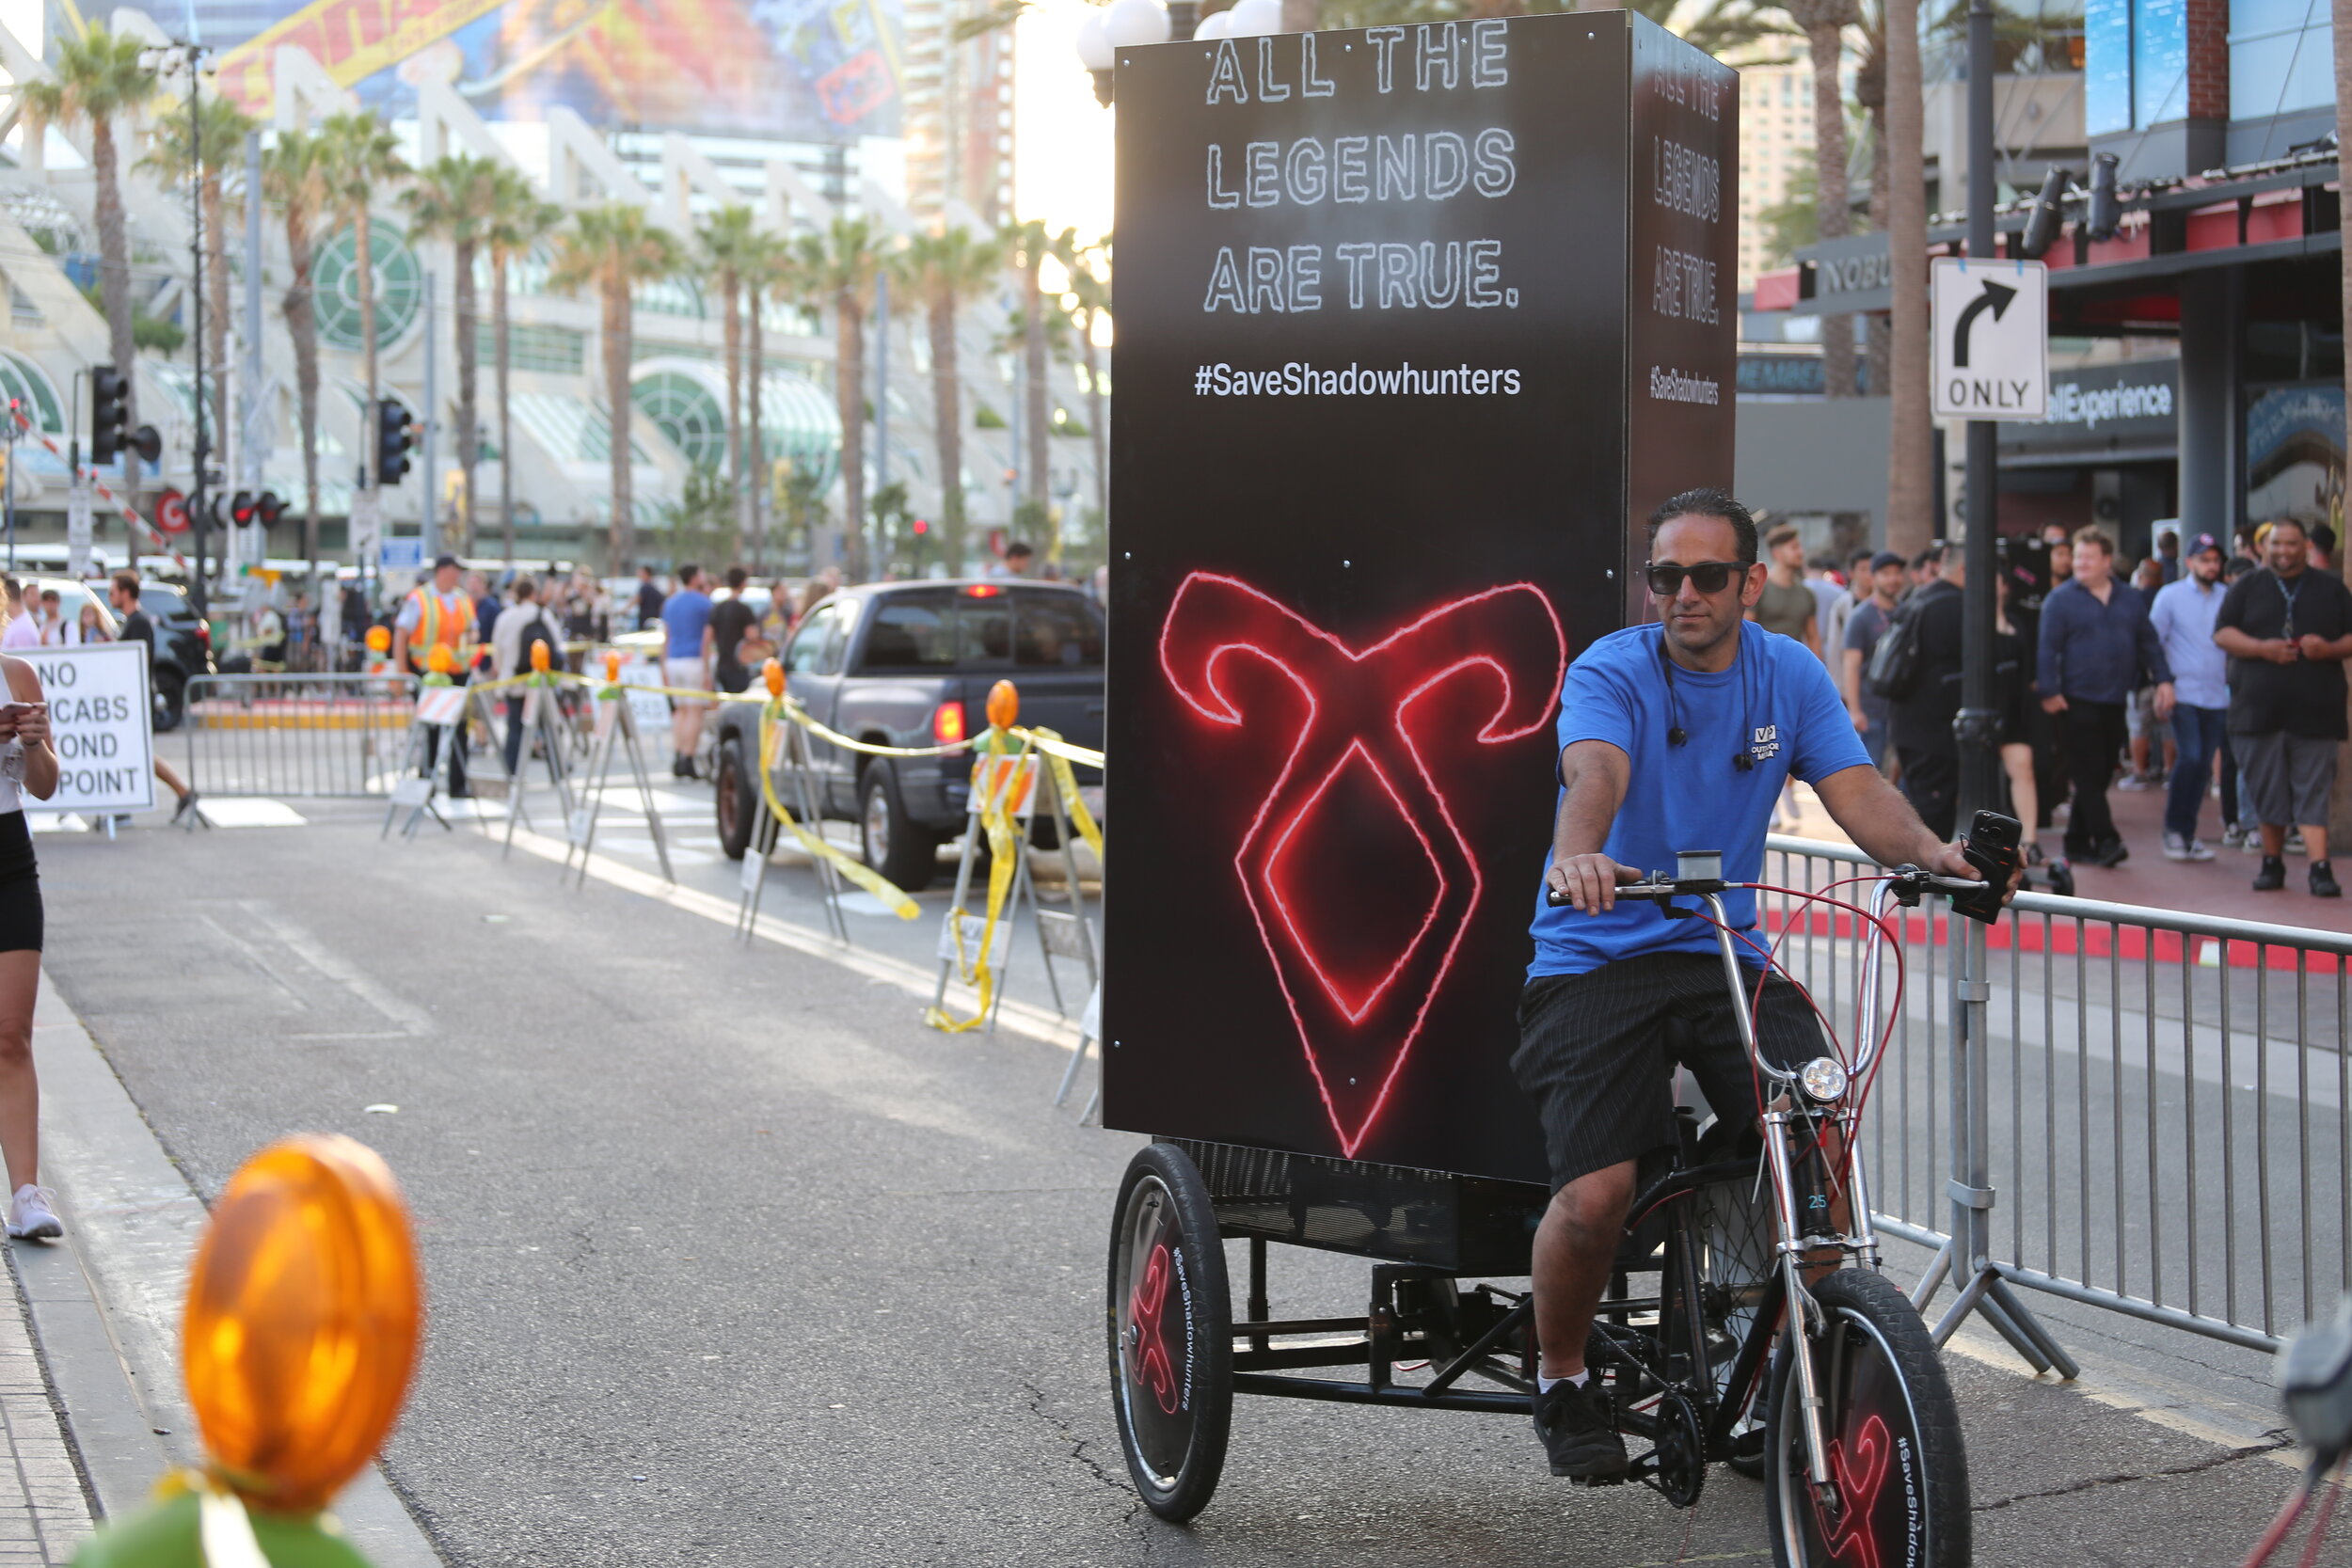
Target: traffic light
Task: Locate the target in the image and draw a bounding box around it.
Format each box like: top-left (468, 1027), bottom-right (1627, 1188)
top-left (375, 399), bottom-right (416, 485)
top-left (254, 490), bottom-right (283, 528)
top-left (88, 367), bottom-right (161, 467)
top-left (89, 368), bottom-right (126, 464)
top-left (911, 518), bottom-right (929, 536)
top-left (215, 490), bottom-right (255, 528)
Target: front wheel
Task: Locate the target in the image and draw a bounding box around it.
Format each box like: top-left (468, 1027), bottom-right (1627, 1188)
top-left (1106, 1143), bottom-right (1232, 1523)
top-left (1763, 1269), bottom-right (1970, 1568)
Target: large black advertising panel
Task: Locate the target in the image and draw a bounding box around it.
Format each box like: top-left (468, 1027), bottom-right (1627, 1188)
top-left (1104, 11), bottom-right (1737, 1184)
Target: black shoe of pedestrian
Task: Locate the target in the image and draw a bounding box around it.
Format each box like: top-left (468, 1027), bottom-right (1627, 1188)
top-left (2046, 859), bottom-right (2075, 898)
top-left (1532, 1379), bottom-right (1629, 1480)
top-left (2254, 855), bottom-right (2287, 892)
top-left (2092, 838), bottom-right (2130, 868)
top-left (2313, 862), bottom-right (2342, 899)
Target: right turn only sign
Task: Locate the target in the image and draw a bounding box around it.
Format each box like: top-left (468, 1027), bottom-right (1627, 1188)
top-left (1931, 256), bottom-right (2048, 420)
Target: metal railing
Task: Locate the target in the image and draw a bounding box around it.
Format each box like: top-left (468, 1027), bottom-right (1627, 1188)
top-left (1761, 833), bottom-right (2352, 1354)
top-left (183, 673), bottom-right (421, 798)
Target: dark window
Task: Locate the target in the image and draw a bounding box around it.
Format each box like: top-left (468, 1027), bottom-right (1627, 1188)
top-left (786, 602), bottom-right (843, 675)
top-left (959, 595), bottom-right (1012, 665)
top-left (1014, 594), bottom-right (1104, 668)
top-left (858, 594), bottom-right (957, 671)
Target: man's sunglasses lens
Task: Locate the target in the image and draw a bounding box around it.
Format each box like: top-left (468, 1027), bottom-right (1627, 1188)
top-left (1645, 562), bottom-right (1739, 595)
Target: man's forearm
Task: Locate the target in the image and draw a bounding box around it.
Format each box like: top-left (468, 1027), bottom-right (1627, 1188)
top-left (1820, 766), bottom-right (1947, 868)
top-left (1552, 748), bottom-right (1627, 862)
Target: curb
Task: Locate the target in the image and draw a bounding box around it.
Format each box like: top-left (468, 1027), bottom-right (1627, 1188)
top-left (22, 973), bottom-right (443, 1565)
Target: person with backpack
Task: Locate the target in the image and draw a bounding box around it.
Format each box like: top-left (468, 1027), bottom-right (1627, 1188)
top-left (492, 575), bottom-right (564, 777)
top-left (1839, 550), bottom-right (1907, 773)
top-left (1884, 546), bottom-right (1965, 838)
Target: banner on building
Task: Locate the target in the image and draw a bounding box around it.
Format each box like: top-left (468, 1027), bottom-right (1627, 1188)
top-left (2248, 382), bottom-right (2345, 541)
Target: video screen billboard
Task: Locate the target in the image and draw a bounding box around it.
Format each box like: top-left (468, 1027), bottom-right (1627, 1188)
top-left (1103, 12), bottom-right (1738, 1183)
top-left (205, 0), bottom-right (902, 142)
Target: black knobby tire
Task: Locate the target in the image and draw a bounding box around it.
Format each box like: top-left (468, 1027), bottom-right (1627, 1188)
top-left (714, 735), bottom-right (764, 861)
top-left (858, 761), bottom-right (940, 892)
top-left (1763, 1269), bottom-right (1971, 1568)
top-left (1105, 1143), bottom-right (1232, 1523)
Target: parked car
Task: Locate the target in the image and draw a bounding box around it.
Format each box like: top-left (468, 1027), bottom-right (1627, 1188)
top-left (710, 579), bottom-right (1105, 891)
top-left (130, 581), bottom-right (213, 731)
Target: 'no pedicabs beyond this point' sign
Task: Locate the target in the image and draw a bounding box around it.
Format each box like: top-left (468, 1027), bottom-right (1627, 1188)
top-left (21, 641), bottom-right (153, 815)
top-left (1931, 256), bottom-right (2048, 420)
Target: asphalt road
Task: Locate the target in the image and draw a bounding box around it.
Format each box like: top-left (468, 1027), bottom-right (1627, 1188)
top-left (28, 801), bottom-right (2331, 1567)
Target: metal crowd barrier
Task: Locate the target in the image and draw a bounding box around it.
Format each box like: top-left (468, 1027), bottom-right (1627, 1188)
top-left (1761, 834), bottom-right (2352, 1354)
top-left (183, 673), bottom-right (421, 799)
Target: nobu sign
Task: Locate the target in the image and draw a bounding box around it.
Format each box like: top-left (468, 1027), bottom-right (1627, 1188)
top-left (1104, 13), bottom-right (1738, 1180)
top-left (1931, 256), bottom-right (2048, 420)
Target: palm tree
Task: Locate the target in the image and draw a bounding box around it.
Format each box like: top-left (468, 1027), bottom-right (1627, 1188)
top-left (485, 172), bottom-right (563, 566)
top-left (402, 153), bottom-right (504, 554)
top-left (793, 214), bottom-right (893, 580)
top-left (897, 225), bottom-right (1001, 576)
top-left (695, 204), bottom-right (761, 560)
top-left (264, 131), bottom-right (332, 575)
top-left (22, 26), bottom-right (156, 490)
top-left (141, 91), bottom-right (256, 462)
top-left (740, 228), bottom-right (795, 570)
top-left (1056, 231), bottom-right (1110, 531)
top-left (549, 203), bottom-right (682, 569)
top-left (317, 111), bottom-right (407, 415)
top-left (1777, 0), bottom-right (1859, 396)
top-left (1001, 219), bottom-right (1056, 509)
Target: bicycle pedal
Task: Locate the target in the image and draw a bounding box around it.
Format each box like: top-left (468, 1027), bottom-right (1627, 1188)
top-left (1568, 1470), bottom-right (1632, 1488)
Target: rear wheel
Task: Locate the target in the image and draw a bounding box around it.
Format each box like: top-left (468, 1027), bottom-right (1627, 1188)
top-left (858, 762), bottom-right (940, 892)
top-left (1695, 1150), bottom-right (1774, 1478)
top-left (1107, 1143), bottom-right (1232, 1523)
top-left (1763, 1269), bottom-right (1970, 1568)
top-left (713, 734), bottom-right (766, 861)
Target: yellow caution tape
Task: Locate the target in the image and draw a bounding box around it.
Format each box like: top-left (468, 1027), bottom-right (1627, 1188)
top-left (1025, 726), bottom-right (1104, 864)
top-left (753, 704), bottom-right (920, 920)
top-left (1010, 726), bottom-right (1106, 771)
top-left (776, 699), bottom-right (977, 759)
top-left (924, 730), bottom-right (1029, 1033)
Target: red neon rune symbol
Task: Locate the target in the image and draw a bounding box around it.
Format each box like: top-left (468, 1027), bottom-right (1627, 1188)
top-left (1815, 1413), bottom-right (1895, 1568)
top-left (1126, 1242), bottom-right (1180, 1414)
top-left (1159, 574), bottom-right (1566, 1156)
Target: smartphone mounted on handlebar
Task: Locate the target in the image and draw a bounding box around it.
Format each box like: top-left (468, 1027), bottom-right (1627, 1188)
top-left (1947, 810), bottom-right (2021, 925)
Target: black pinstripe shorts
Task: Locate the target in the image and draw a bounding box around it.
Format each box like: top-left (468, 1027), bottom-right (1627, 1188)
top-left (1512, 952), bottom-right (1825, 1191)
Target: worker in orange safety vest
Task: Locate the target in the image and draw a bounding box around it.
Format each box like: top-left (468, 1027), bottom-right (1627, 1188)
top-left (395, 553), bottom-right (481, 795)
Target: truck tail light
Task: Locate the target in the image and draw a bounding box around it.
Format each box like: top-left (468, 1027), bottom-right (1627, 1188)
top-left (933, 701), bottom-right (966, 745)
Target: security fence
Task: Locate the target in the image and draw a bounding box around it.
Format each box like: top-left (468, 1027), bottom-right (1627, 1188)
top-left (183, 673), bottom-right (421, 799)
top-left (1761, 834), bottom-right (2352, 1354)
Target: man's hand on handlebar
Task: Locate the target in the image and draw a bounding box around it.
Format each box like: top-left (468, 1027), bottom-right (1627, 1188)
top-left (1546, 852), bottom-right (1639, 913)
top-left (1924, 838), bottom-right (2025, 905)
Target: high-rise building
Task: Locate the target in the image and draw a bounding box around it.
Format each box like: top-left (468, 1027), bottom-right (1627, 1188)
top-left (903, 0), bottom-right (1017, 226)
top-left (1735, 51), bottom-right (1814, 293)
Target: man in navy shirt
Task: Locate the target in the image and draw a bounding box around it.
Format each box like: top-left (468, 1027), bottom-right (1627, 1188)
top-left (1517, 488), bottom-right (1990, 1480)
top-left (2036, 527), bottom-right (2172, 868)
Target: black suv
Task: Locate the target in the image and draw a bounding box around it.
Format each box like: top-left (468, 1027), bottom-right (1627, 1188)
top-left (712, 579), bottom-right (1105, 892)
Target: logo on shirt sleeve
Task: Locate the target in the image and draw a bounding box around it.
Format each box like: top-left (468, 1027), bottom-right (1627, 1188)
top-left (1750, 723), bottom-right (1781, 764)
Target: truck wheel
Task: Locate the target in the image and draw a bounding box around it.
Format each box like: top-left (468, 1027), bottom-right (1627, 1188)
top-left (859, 762), bottom-right (940, 893)
top-left (714, 735), bottom-right (765, 862)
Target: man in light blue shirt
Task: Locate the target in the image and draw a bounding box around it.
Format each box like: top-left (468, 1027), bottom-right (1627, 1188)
top-left (2148, 532), bottom-right (2230, 860)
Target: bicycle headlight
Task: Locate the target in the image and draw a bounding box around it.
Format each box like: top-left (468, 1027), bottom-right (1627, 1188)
top-left (1798, 1057), bottom-right (1850, 1104)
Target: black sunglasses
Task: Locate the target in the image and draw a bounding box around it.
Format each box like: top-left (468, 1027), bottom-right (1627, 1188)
top-left (1643, 561), bottom-right (1749, 596)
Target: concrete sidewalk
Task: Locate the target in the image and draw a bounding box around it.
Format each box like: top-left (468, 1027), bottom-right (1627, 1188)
top-left (0, 974), bottom-right (442, 1567)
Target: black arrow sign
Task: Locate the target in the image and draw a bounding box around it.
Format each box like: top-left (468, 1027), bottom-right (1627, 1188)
top-left (1951, 279), bottom-right (2018, 369)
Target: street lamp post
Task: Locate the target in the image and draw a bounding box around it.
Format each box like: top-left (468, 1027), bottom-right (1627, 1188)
top-left (1077, 0), bottom-right (1213, 103)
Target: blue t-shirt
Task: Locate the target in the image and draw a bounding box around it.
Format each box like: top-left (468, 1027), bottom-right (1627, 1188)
top-left (1527, 622), bottom-right (1872, 978)
top-left (660, 589), bottom-right (714, 659)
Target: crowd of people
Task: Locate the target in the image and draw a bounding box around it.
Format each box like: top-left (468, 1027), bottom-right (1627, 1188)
top-left (1788, 516), bottom-right (2350, 901)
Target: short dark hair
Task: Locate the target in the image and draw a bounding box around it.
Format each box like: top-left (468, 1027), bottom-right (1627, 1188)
top-left (1005, 540), bottom-right (1036, 561)
top-left (2267, 517), bottom-right (2309, 541)
top-left (679, 562), bottom-right (702, 584)
top-left (112, 571), bottom-right (139, 600)
top-left (1764, 522), bottom-right (1801, 550)
top-left (2312, 522), bottom-right (2337, 553)
top-left (1848, 548), bottom-right (1874, 568)
top-left (1913, 544), bottom-right (1946, 570)
top-left (725, 564), bottom-right (748, 590)
top-left (1645, 488), bottom-right (1758, 566)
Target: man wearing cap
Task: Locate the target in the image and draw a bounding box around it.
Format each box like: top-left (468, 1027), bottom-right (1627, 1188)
top-left (395, 554), bottom-right (480, 795)
top-left (2148, 534), bottom-right (2230, 861)
top-left (1839, 549), bottom-right (1907, 774)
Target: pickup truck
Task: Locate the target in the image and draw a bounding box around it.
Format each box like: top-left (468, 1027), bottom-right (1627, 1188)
top-left (711, 578), bottom-right (1106, 891)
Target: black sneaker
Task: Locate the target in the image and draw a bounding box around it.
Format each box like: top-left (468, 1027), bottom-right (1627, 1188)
top-left (2091, 838), bottom-right (2130, 868)
top-left (2313, 862), bottom-right (2342, 899)
top-left (1532, 1378), bottom-right (1629, 1479)
top-left (2046, 858), bottom-right (2076, 898)
top-left (2254, 855), bottom-right (2287, 892)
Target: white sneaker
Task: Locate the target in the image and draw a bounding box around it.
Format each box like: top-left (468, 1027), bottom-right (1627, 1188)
top-left (2287, 830), bottom-right (2308, 856)
top-left (8, 1184), bottom-right (60, 1241)
top-left (2160, 832), bottom-right (2217, 863)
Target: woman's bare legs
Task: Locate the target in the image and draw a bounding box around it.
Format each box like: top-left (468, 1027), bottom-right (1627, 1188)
top-left (2002, 742), bottom-right (2041, 860)
top-left (0, 949), bottom-right (41, 1193)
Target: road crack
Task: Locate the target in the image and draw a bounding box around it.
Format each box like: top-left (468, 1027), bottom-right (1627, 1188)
top-left (1973, 1435), bottom-right (2295, 1512)
top-left (1017, 1378), bottom-right (1158, 1558)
